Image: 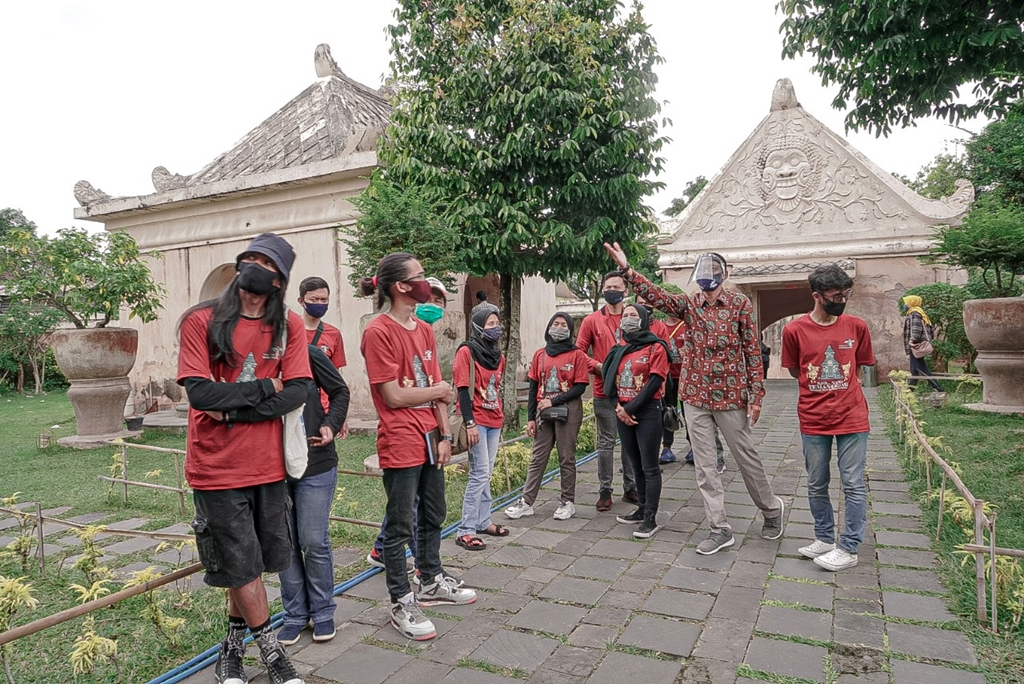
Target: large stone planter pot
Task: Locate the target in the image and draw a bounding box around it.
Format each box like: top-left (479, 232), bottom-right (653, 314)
top-left (963, 298), bottom-right (1024, 413)
top-left (51, 327), bottom-right (141, 448)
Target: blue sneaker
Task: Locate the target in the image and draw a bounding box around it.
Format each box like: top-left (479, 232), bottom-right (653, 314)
top-left (659, 448), bottom-right (677, 464)
top-left (277, 622), bottom-right (304, 646)
top-left (684, 450), bottom-right (694, 464)
top-left (312, 620), bottom-right (336, 642)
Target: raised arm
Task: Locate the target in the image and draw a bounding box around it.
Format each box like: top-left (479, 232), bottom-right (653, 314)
top-left (603, 242), bottom-right (688, 319)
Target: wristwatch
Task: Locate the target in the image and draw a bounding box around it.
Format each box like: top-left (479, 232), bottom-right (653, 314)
top-left (615, 264), bottom-right (632, 278)
top-left (441, 433), bottom-right (454, 442)
top-left (464, 420), bottom-right (476, 428)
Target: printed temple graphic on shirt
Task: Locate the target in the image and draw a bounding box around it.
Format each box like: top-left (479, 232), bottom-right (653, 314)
top-left (806, 344), bottom-right (854, 393)
top-left (404, 353), bottom-right (436, 408)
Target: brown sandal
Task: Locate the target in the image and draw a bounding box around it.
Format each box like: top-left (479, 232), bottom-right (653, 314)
top-left (476, 524), bottom-right (509, 537)
top-left (455, 535), bottom-right (486, 550)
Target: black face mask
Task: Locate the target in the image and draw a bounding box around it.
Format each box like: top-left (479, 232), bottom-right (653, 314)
top-left (822, 300), bottom-right (846, 317)
top-left (237, 262), bottom-right (279, 295)
top-left (603, 289), bottom-right (625, 305)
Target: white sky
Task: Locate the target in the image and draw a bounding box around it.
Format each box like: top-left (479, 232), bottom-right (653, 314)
top-left (1, 1), bottom-right (976, 236)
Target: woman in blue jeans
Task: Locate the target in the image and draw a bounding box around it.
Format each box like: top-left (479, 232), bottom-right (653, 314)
top-left (454, 308), bottom-right (508, 550)
top-left (277, 344), bottom-right (349, 645)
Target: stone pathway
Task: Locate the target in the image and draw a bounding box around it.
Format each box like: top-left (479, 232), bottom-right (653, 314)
top-left (181, 382), bottom-right (985, 682)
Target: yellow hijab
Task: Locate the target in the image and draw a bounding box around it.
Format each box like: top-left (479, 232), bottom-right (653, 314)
top-left (901, 295), bottom-right (931, 325)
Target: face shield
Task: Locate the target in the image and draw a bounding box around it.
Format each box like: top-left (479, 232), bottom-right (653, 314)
top-left (690, 253), bottom-right (727, 292)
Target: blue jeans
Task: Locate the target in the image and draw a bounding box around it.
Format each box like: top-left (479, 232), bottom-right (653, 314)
top-left (801, 432), bottom-right (869, 554)
top-left (457, 426), bottom-right (501, 537)
top-left (279, 468), bottom-right (337, 627)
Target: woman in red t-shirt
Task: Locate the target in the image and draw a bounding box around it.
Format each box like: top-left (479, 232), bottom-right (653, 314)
top-left (602, 304), bottom-right (670, 539)
top-left (358, 252), bottom-right (476, 641)
top-left (505, 312), bottom-right (590, 522)
top-left (453, 308), bottom-right (507, 550)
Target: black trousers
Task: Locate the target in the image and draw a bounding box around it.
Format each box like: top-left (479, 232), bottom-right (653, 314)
top-left (908, 354), bottom-right (943, 391)
top-left (381, 464), bottom-right (446, 602)
top-left (662, 375), bottom-right (679, 448)
top-left (617, 402), bottom-right (663, 515)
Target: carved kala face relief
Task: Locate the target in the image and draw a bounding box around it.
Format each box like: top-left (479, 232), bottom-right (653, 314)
top-left (762, 149), bottom-right (811, 202)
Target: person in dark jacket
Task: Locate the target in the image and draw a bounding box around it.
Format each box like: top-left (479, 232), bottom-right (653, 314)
top-left (901, 295), bottom-right (943, 392)
top-left (276, 344), bottom-right (349, 646)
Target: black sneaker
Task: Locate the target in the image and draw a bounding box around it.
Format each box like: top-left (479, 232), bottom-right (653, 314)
top-left (622, 489), bottom-right (640, 505)
top-left (260, 643), bottom-right (303, 684)
top-left (215, 639), bottom-right (248, 684)
top-left (633, 514), bottom-right (661, 539)
top-left (596, 489), bottom-right (613, 512)
top-left (616, 507), bottom-right (645, 524)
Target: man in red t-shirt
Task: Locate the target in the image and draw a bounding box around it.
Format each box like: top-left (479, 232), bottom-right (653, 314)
top-left (782, 264), bottom-right (875, 573)
top-left (298, 275), bottom-right (349, 438)
top-left (176, 233), bottom-right (312, 684)
top-left (577, 271), bottom-right (637, 511)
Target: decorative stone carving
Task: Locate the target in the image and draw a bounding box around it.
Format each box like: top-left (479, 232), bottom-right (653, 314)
top-left (770, 78), bottom-right (799, 111)
top-left (73, 180), bottom-right (110, 206)
top-left (940, 178), bottom-right (975, 214)
top-left (152, 166), bottom-right (188, 192)
top-left (315, 43), bottom-right (342, 79)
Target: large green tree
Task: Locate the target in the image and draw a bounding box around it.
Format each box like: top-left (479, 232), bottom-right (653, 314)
top-left (777, 1), bottom-right (1024, 135)
top-left (665, 175), bottom-right (708, 217)
top-left (382, 0), bottom-right (668, 424)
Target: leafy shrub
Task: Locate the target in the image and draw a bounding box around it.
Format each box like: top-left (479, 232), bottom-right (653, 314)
top-left (902, 282), bottom-right (974, 370)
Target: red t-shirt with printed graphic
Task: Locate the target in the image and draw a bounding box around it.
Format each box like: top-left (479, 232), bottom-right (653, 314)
top-left (576, 307), bottom-right (623, 399)
top-left (614, 343), bottom-right (670, 402)
top-left (528, 348), bottom-right (591, 399)
top-left (781, 313), bottom-right (875, 436)
top-left (453, 345), bottom-right (506, 429)
top-left (177, 308), bottom-right (312, 490)
top-left (361, 315), bottom-right (442, 469)
top-left (306, 322), bottom-right (346, 412)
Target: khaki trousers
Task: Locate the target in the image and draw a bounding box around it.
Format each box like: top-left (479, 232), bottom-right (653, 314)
top-left (522, 399), bottom-right (583, 505)
top-left (684, 403), bottom-right (780, 532)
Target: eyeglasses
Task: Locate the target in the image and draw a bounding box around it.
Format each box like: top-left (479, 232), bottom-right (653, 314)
top-left (820, 289), bottom-right (852, 304)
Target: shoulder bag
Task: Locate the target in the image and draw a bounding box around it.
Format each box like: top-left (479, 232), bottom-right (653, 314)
top-left (538, 356), bottom-right (569, 422)
top-left (910, 321), bottom-right (934, 359)
top-left (280, 322), bottom-right (308, 479)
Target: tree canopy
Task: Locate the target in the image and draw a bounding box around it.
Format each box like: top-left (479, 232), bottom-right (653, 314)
top-left (777, 0), bottom-right (1024, 136)
top-left (664, 175), bottom-right (708, 217)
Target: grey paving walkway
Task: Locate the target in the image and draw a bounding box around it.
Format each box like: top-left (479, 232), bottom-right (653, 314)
top-left (190, 381), bottom-right (985, 683)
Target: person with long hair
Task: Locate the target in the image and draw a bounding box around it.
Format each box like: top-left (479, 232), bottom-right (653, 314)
top-left (505, 312), bottom-right (590, 521)
top-left (604, 304), bottom-right (670, 538)
top-left (358, 253), bottom-right (476, 641)
top-left (176, 232), bottom-right (312, 684)
top-left (453, 308), bottom-right (508, 549)
top-left (901, 295), bottom-right (943, 392)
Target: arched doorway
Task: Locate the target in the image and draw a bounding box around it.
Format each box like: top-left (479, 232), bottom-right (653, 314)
top-left (200, 264), bottom-right (237, 301)
top-left (753, 283), bottom-right (814, 379)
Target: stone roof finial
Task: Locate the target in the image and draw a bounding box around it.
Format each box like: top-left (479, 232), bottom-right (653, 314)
top-left (770, 78), bottom-right (800, 111)
top-left (315, 43), bottom-right (343, 79)
top-left (73, 180), bottom-right (110, 207)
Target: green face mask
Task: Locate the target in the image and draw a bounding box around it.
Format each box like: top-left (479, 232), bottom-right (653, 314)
top-left (415, 303), bottom-right (444, 324)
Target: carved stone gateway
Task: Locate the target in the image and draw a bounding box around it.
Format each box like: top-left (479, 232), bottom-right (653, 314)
top-left (659, 79), bottom-right (972, 377)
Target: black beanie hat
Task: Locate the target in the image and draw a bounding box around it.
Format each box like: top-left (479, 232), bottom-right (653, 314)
top-left (236, 233), bottom-right (296, 282)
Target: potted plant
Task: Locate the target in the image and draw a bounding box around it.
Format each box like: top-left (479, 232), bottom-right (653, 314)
top-left (927, 196), bottom-right (1024, 411)
top-left (0, 227), bottom-right (165, 446)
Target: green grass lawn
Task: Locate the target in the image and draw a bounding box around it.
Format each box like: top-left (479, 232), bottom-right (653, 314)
top-left (0, 391), bottom-right (573, 682)
top-left (879, 384), bottom-right (1024, 679)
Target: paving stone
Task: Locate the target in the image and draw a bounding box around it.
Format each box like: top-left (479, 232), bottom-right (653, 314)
top-left (585, 538), bottom-right (644, 560)
top-left (535, 517), bottom-right (589, 533)
top-left (315, 642), bottom-right (412, 683)
top-left (95, 518), bottom-right (149, 539)
top-left (677, 657), bottom-right (741, 684)
top-left (889, 660), bottom-right (987, 684)
top-left (518, 566), bottom-right (561, 584)
top-left (609, 573), bottom-right (657, 596)
top-left (342, 572), bottom-right (388, 600)
top-left (468, 628), bottom-right (559, 673)
top-left (641, 587), bottom-right (715, 621)
top-left (726, 560), bottom-right (770, 589)
top-left (534, 552), bottom-right (577, 571)
top-left (291, 622), bottom-right (376, 669)
top-left (756, 605), bottom-right (832, 641)
top-left (516, 529), bottom-right (571, 549)
top-left (563, 556), bottom-right (629, 582)
top-left (384, 659), bottom-right (453, 684)
top-left (830, 643), bottom-right (888, 677)
top-left (617, 614), bottom-right (701, 657)
top-left (691, 617), bottom-right (754, 662)
top-left (527, 669), bottom-right (586, 684)
top-left (870, 514), bottom-right (923, 532)
top-left (661, 566), bottom-right (727, 594)
top-left (629, 561), bottom-right (670, 579)
top-left (744, 636), bottom-right (826, 682)
top-left (539, 577), bottom-right (608, 605)
top-left (676, 546), bottom-right (737, 572)
top-left (371, 615), bottom-right (457, 649)
top-left (874, 530), bottom-right (932, 549)
top-left (783, 522), bottom-right (818, 539)
top-left (443, 666), bottom-right (522, 683)
top-left (507, 599), bottom-right (586, 635)
top-left (886, 623), bottom-right (978, 665)
top-left (586, 651), bottom-right (681, 684)
top-left (552, 538), bottom-right (594, 556)
top-left (882, 591), bottom-right (957, 622)
top-left (877, 547), bottom-right (936, 569)
top-left (870, 502), bottom-right (922, 517)
top-left (488, 545), bottom-right (546, 568)
top-left (457, 564), bottom-right (522, 590)
top-left (113, 561), bottom-right (166, 578)
top-left (764, 578), bottom-right (833, 610)
top-left (595, 588), bottom-right (645, 610)
top-left (772, 557), bottom-right (835, 582)
top-left (581, 606), bottom-right (631, 628)
top-left (832, 612), bottom-right (886, 649)
top-left (331, 546), bottom-right (363, 567)
top-left (504, 578), bottom-right (546, 596)
top-left (480, 591), bottom-right (531, 614)
top-left (878, 567), bottom-right (945, 594)
top-left (566, 623), bottom-right (618, 649)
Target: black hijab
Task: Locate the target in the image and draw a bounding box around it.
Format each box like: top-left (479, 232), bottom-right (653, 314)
top-left (464, 308), bottom-right (503, 371)
top-left (601, 304), bottom-right (668, 399)
top-left (544, 312), bottom-right (577, 357)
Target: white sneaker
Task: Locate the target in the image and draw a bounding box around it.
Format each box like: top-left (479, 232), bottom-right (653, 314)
top-left (391, 592), bottom-right (436, 640)
top-left (553, 502), bottom-right (576, 520)
top-left (813, 547), bottom-right (858, 571)
top-left (504, 498), bottom-right (535, 519)
top-left (416, 574), bottom-right (477, 606)
top-left (798, 540), bottom-right (836, 559)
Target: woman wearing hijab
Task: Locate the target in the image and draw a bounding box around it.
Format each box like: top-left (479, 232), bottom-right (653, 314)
top-left (603, 303), bottom-right (670, 539)
top-left (901, 295), bottom-right (943, 392)
top-left (453, 308), bottom-right (508, 550)
top-left (505, 313), bottom-right (591, 522)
